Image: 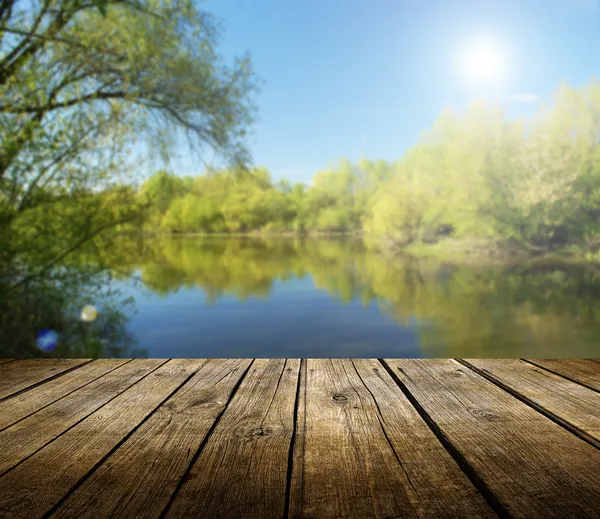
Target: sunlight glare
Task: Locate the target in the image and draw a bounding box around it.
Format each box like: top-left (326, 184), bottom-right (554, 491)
top-left (457, 35), bottom-right (509, 88)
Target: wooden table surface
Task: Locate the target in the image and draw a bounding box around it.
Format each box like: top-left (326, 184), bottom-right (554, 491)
top-left (0, 358), bottom-right (599, 518)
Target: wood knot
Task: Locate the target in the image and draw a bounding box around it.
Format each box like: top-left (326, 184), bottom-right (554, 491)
top-left (333, 394), bottom-right (347, 402)
top-left (471, 409), bottom-right (501, 421)
top-left (191, 399), bottom-right (210, 407)
top-left (245, 427), bottom-right (272, 440)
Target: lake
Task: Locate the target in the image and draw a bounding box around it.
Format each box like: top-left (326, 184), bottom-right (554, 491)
top-left (89, 236), bottom-right (600, 358)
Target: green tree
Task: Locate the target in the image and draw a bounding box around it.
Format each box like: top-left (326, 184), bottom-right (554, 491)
top-left (1, 0), bottom-right (257, 268)
top-left (140, 171), bottom-right (187, 214)
top-left (481, 84), bottom-right (600, 251)
top-left (0, 0), bottom-right (257, 352)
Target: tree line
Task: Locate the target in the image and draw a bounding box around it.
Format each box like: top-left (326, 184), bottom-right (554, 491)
top-left (365, 84), bottom-right (600, 255)
top-left (137, 81), bottom-right (600, 257)
top-left (137, 159), bottom-right (392, 234)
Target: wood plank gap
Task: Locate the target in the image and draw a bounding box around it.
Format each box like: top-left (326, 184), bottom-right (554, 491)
top-left (351, 360), bottom-right (422, 499)
top-left (378, 359), bottom-right (511, 519)
top-left (0, 359), bottom-right (95, 402)
top-left (0, 359), bottom-right (135, 433)
top-left (40, 359), bottom-right (208, 519)
top-left (283, 358), bottom-right (303, 519)
top-left (0, 359), bottom-right (14, 366)
top-left (0, 359), bottom-right (170, 478)
top-left (522, 359), bottom-right (600, 395)
top-left (158, 359), bottom-right (256, 519)
top-left (288, 358), bottom-right (307, 519)
top-left (458, 359), bottom-right (600, 451)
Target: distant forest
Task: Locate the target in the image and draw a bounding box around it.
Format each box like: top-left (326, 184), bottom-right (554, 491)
top-left (137, 81), bottom-right (600, 256)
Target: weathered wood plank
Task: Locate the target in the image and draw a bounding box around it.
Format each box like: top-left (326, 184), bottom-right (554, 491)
top-left (0, 359), bottom-right (130, 431)
top-left (293, 357), bottom-right (413, 519)
top-left (0, 359), bottom-right (164, 476)
top-left (0, 359), bottom-right (204, 519)
top-left (355, 359), bottom-right (494, 517)
top-left (288, 359), bottom-right (495, 519)
top-left (49, 359), bottom-right (252, 519)
top-left (0, 358), bottom-right (599, 519)
top-left (384, 358), bottom-right (600, 518)
top-left (526, 359), bottom-right (600, 392)
top-left (0, 359), bottom-right (91, 400)
top-left (164, 359), bottom-right (298, 519)
top-left (464, 359), bottom-right (600, 446)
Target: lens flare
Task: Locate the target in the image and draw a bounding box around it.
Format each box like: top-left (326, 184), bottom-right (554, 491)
top-left (37, 329), bottom-right (58, 351)
top-left (81, 305), bottom-right (98, 322)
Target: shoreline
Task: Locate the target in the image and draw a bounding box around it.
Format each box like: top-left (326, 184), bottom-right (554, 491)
top-left (118, 232), bottom-right (600, 267)
top-left (389, 238), bottom-right (600, 268)
top-left (120, 230), bottom-right (364, 238)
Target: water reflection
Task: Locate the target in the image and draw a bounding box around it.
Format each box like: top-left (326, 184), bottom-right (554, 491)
top-left (116, 236), bottom-right (600, 357)
top-left (0, 264), bottom-right (148, 358)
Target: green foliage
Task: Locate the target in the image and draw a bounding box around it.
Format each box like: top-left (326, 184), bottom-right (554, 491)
top-left (365, 82), bottom-right (600, 253)
top-left (0, 0), bottom-right (257, 353)
top-left (138, 84), bottom-right (600, 251)
top-left (141, 158), bottom-right (392, 234)
top-left (139, 171), bottom-right (187, 214)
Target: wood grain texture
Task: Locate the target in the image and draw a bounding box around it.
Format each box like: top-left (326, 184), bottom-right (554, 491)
top-left (0, 359), bottom-right (90, 400)
top-left (384, 358), bottom-right (600, 518)
top-left (164, 359), bottom-right (298, 519)
top-left (465, 359), bottom-right (600, 445)
top-left (0, 359), bottom-right (163, 475)
top-left (288, 359), bottom-right (491, 518)
top-left (50, 359), bottom-right (252, 519)
top-left (0, 359), bottom-right (130, 431)
top-left (0, 359), bottom-right (203, 519)
top-left (0, 359), bottom-right (13, 366)
top-left (353, 359), bottom-right (494, 517)
top-left (0, 359), bottom-right (599, 518)
top-left (526, 359), bottom-right (600, 392)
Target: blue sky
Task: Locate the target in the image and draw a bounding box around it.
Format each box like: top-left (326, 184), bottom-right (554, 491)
top-left (168, 0), bottom-right (600, 184)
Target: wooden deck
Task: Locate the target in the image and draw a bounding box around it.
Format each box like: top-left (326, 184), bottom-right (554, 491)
top-left (0, 359), bottom-right (600, 518)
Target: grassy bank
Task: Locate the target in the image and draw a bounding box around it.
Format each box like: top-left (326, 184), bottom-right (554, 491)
top-left (385, 237), bottom-right (600, 267)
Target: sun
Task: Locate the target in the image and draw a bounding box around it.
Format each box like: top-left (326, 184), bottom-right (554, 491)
top-left (457, 36), bottom-right (509, 88)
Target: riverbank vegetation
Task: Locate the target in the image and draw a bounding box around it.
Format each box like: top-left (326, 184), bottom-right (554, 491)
top-left (137, 159), bottom-right (392, 234)
top-left (0, 0), bottom-right (257, 353)
top-left (365, 84), bottom-right (600, 260)
top-left (138, 82), bottom-right (600, 263)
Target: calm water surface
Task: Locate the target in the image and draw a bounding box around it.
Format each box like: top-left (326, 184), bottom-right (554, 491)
top-left (105, 236), bottom-right (600, 357)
